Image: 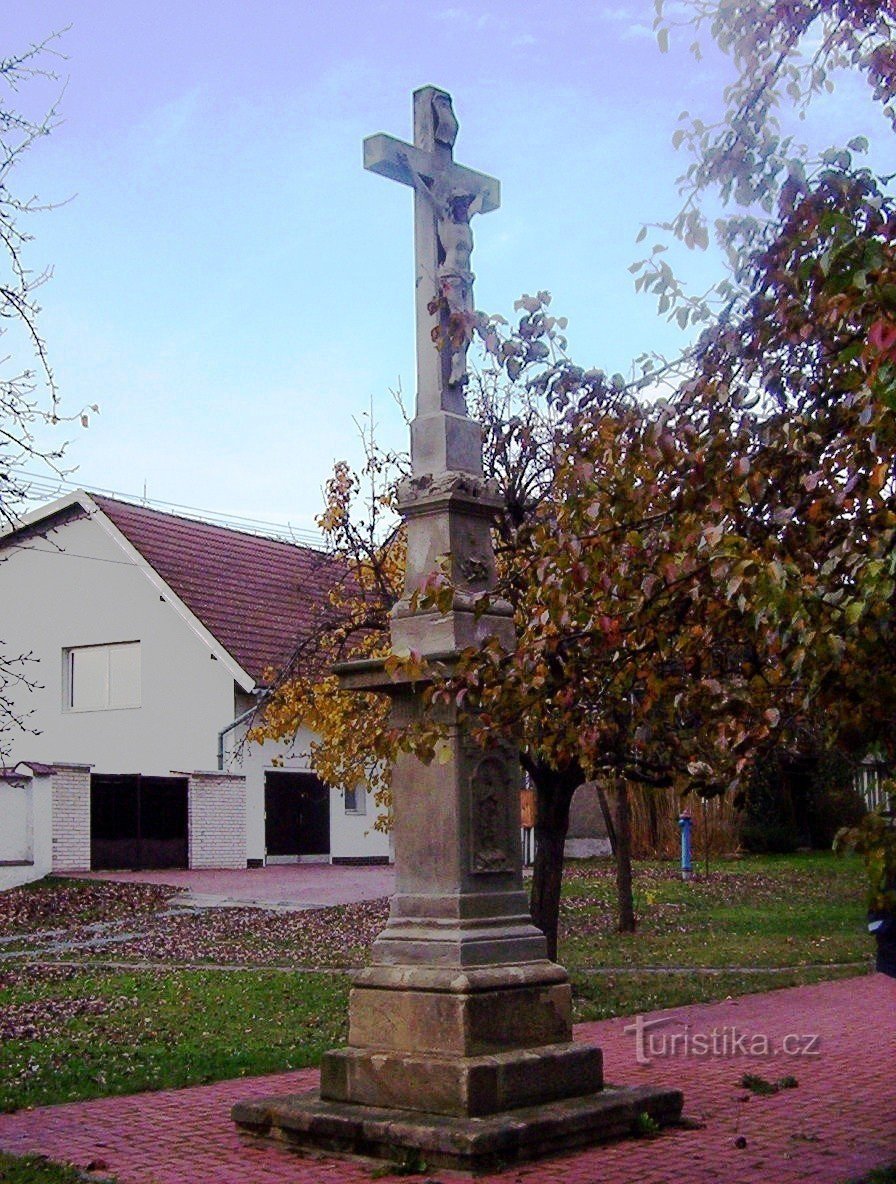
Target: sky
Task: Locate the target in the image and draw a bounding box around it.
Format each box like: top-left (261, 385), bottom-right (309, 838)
top-left (5, 1), bottom-right (888, 538)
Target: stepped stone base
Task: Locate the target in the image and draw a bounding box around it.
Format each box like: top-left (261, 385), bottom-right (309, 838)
top-left (322, 1041), bottom-right (603, 1117)
top-left (232, 1081), bottom-right (684, 1173)
top-left (232, 961), bottom-right (684, 1169)
top-left (346, 962), bottom-right (574, 1062)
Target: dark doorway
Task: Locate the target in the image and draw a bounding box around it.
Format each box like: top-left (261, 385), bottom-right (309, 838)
top-left (264, 771), bottom-right (330, 860)
top-left (780, 758), bottom-right (815, 849)
top-left (90, 774), bottom-right (189, 870)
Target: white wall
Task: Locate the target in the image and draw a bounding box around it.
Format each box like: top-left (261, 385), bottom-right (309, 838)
top-left (3, 511), bottom-right (239, 776)
top-left (4, 502), bottom-right (391, 869)
top-left (32, 771), bottom-right (53, 878)
top-left (222, 722), bottom-right (391, 864)
top-left (330, 782), bottom-right (392, 863)
top-left (0, 779), bottom-right (32, 864)
top-left (0, 770), bottom-right (53, 890)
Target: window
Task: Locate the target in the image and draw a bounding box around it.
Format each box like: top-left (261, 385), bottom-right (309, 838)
top-left (65, 642), bottom-right (141, 711)
top-left (344, 786), bottom-right (366, 815)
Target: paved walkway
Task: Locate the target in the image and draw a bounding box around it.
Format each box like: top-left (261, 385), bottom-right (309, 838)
top-left (78, 863), bottom-right (396, 910)
top-left (1, 974), bottom-right (893, 1183)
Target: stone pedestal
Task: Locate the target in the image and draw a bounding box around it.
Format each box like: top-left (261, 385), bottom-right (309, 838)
top-left (233, 627), bottom-right (682, 1168)
top-left (325, 966), bottom-right (600, 1118)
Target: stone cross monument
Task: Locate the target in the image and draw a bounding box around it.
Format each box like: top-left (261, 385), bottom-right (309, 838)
top-left (232, 86), bottom-right (681, 1172)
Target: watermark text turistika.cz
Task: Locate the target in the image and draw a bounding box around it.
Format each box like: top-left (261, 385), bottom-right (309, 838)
top-left (623, 1015), bottom-right (821, 1065)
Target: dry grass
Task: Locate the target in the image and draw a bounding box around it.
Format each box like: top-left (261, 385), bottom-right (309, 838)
top-left (626, 784), bottom-right (742, 859)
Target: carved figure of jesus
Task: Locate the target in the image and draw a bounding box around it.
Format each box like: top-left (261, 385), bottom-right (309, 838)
top-left (399, 98), bottom-right (482, 387)
top-left (363, 88), bottom-right (499, 414)
top-left (436, 191), bottom-right (477, 386)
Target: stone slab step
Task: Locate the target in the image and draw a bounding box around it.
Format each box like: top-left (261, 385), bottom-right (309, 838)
top-left (232, 1082), bottom-right (684, 1172)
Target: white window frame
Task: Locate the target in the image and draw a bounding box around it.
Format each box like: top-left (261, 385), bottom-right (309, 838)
top-left (63, 641), bottom-right (142, 712)
top-left (344, 785), bottom-right (366, 815)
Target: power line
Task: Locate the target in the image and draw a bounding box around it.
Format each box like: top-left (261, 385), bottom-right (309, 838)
top-left (17, 471), bottom-right (324, 548)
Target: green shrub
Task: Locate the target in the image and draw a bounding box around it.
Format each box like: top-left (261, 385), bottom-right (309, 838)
top-left (739, 819), bottom-right (799, 854)
top-left (834, 784), bottom-right (896, 915)
top-left (739, 754), bottom-right (799, 853)
top-left (740, 747), bottom-right (868, 853)
top-left (806, 780), bottom-right (867, 848)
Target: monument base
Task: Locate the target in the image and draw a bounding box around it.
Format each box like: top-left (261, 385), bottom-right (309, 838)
top-left (321, 1041), bottom-right (603, 1117)
top-left (232, 1081), bottom-right (684, 1173)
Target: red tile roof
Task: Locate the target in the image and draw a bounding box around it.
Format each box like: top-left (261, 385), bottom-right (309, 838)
top-left (91, 495), bottom-right (340, 684)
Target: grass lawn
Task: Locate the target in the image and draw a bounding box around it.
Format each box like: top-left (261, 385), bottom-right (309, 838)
top-left (0, 1152), bottom-right (107, 1183)
top-left (0, 966), bottom-right (347, 1113)
top-left (0, 852), bottom-right (873, 1117)
top-left (558, 852), bottom-right (871, 1019)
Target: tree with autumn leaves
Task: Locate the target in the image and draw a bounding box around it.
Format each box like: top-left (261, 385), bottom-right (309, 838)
top-left (253, 443), bottom-right (407, 828)
top-left (440, 185), bottom-right (895, 950)
top-left (256, 372), bottom-right (563, 836)
top-left (462, 0), bottom-right (896, 949)
top-left (634, 0), bottom-right (896, 752)
top-left (257, 0), bottom-right (896, 959)
top-left (644, 0), bottom-right (896, 395)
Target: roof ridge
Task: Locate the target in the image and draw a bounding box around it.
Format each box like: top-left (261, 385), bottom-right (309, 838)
top-left (90, 492), bottom-right (326, 555)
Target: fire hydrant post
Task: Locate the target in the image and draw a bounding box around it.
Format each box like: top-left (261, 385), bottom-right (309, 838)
top-left (678, 811), bottom-right (693, 881)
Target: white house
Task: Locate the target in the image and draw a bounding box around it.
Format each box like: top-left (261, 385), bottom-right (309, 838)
top-left (0, 490), bottom-right (390, 887)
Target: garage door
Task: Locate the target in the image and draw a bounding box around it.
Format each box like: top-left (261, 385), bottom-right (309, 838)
top-left (264, 771), bottom-right (329, 860)
top-left (90, 774), bottom-right (189, 870)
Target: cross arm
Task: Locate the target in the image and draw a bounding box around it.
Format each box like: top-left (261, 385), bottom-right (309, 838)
top-left (363, 133), bottom-right (500, 213)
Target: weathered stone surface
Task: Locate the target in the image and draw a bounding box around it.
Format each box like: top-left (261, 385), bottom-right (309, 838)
top-left (396, 472), bottom-right (501, 588)
top-left (367, 916), bottom-right (549, 968)
top-left (232, 1083), bottom-right (684, 1172)
top-left (350, 960), bottom-right (569, 993)
top-left (390, 608), bottom-right (516, 658)
top-left (346, 981), bottom-right (572, 1056)
top-left (349, 690), bottom-right (548, 970)
top-left (320, 1042), bottom-right (602, 1117)
top-left (409, 411), bottom-right (483, 477)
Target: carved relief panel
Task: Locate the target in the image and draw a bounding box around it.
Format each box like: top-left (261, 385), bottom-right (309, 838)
top-left (469, 755), bottom-right (513, 873)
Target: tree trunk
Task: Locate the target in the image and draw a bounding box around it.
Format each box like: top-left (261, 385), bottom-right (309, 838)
top-left (524, 757), bottom-right (583, 962)
top-left (614, 779), bottom-right (636, 933)
top-left (595, 782), bottom-right (618, 854)
top-left (530, 814), bottom-right (566, 962)
top-left (646, 787), bottom-right (660, 854)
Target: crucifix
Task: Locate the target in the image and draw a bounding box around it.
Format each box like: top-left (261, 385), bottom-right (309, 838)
top-left (363, 88), bottom-right (506, 617)
top-left (232, 87), bottom-right (682, 1170)
top-left (364, 87), bottom-right (500, 451)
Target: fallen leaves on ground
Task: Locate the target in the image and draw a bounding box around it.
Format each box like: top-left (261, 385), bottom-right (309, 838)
top-left (101, 898), bottom-right (389, 967)
top-left (0, 881), bottom-right (391, 969)
top-left (0, 995), bottom-right (120, 1042)
top-left (0, 880), bottom-right (176, 937)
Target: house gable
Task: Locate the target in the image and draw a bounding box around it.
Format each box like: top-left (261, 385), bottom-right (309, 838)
top-left (1, 495), bottom-right (253, 773)
top-left (2, 493), bottom-right (253, 691)
top-left (1, 491), bottom-right (391, 871)
top-left (4, 491), bottom-right (343, 689)
top-left (90, 495), bottom-right (338, 686)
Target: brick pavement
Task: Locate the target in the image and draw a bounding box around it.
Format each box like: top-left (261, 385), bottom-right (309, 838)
top-left (0, 973), bottom-right (893, 1184)
top-left (77, 863), bottom-right (396, 910)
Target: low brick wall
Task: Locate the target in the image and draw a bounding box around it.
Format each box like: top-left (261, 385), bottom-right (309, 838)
top-left (51, 763), bottom-right (91, 872)
top-left (187, 771), bottom-right (246, 869)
